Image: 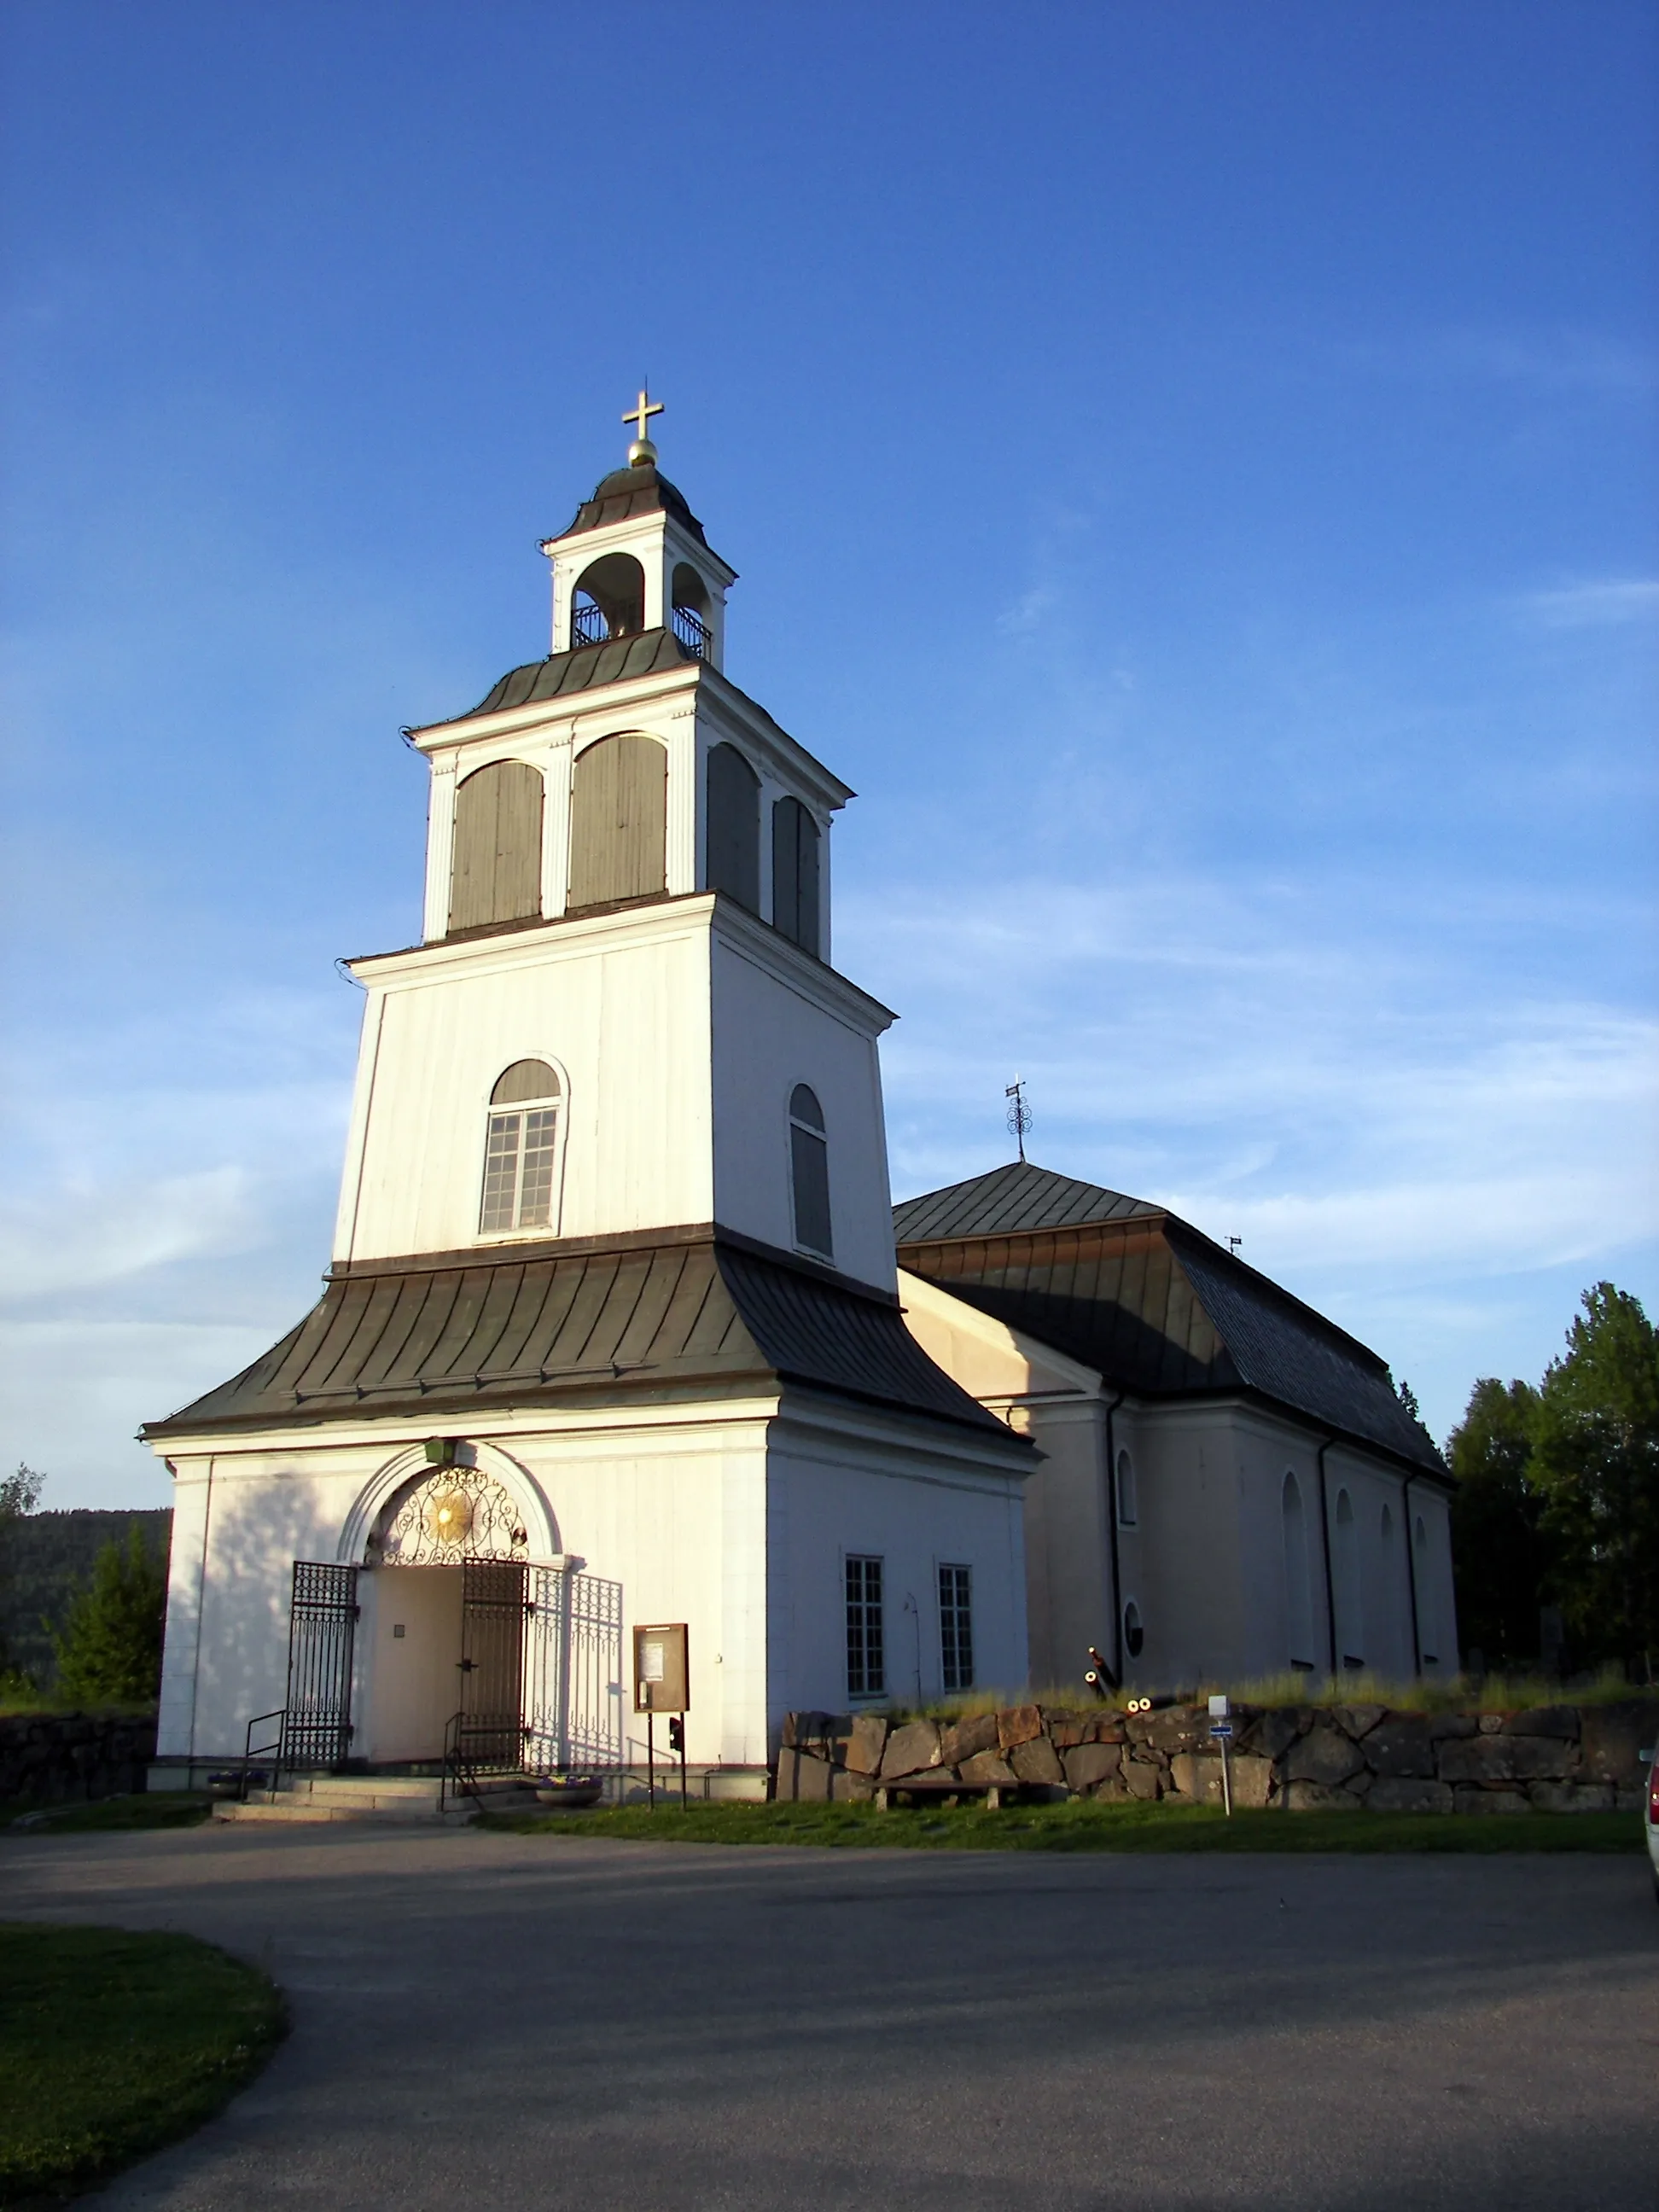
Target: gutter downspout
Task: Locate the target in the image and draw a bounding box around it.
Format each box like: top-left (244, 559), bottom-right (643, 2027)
top-left (1103, 1389), bottom-right (1126, 1686)
top-left (1316, 1436), bottom-right (1337, 1679)
top-left (1402, 1473), bottom-right (1423, 1677)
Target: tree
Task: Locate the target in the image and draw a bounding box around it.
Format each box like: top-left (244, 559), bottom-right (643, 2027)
top-left (1, 1464), bottom-right (45, 1522)
top-left (0, 1464), bottom-right (46, 1690)
top-left (1531, 1284), bottom-right (1659, 1683)
top-left (1447, 1378), bottom-right (1549, 1668)
top-left (50, 1522), bottom-right (166, 1705)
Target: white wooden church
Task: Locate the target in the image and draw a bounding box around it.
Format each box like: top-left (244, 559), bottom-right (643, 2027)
top-left (145, 401), bottom-right (1455, 1796)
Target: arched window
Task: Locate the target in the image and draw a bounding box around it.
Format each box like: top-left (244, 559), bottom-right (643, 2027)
top-left (569, 734), bottom-right (667, 909)
top-left (1333, 1487), bottom-right (1364, 1670)
top-left (771, 797), bottom-right (821, 956)
top-left (571, 552), bottom-right (645, 647)
top-left (448, 760), bottom-right (544, 934)
top-left (706, 743), bottom-right (760, 912)
top-left (789, 1084), bottom-right (832, 1259)
top-left (1281, 1471), bottom-right (1315, 1668)
top-left (670, 561), bottom-right (713, 659)
top-left (1122, 1598), bottom-right (1144, 1660)
top-left (1414, 1514), bottom-right (1440, 1668)
top-left (1115, 1447), bottom-right (1138, 1527)
top-left (480, 1060), bottom-right (562, 1235)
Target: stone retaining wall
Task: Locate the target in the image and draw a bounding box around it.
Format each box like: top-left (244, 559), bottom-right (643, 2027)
top-left (0, 1711), bottom-right (158, 1806)
top-left (776, 1698), bottom-right (1659, 1813)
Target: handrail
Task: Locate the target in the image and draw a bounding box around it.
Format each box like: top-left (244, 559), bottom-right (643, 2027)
top-left (241, 1708), bottom-right (285, 1803)
top-left (439, 1708), bottom-right (474, 1815)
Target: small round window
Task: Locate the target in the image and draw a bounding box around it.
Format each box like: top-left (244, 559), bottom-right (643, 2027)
top-left (1123, 1599), bottom-right (1144, 1660)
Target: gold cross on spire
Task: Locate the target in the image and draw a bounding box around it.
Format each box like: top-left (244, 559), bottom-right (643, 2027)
top-left (623, 385), bottom-right (663, 451)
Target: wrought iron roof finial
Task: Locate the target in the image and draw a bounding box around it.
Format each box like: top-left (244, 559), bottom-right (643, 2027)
top-left (1005, 1075), bottom-right (1033, 1165)
top-left (624, 382), bottom-right (663, 467)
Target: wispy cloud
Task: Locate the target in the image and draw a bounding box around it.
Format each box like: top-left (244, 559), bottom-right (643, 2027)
top-left (0, 1167), bottom-right (256, 1297)
top-left (1337, 327), bottom-right (1657, 395)
top-left (1520, 578), bottom-right (1659, 630)
top-left (844, 868), bottom-right (1657, 1434)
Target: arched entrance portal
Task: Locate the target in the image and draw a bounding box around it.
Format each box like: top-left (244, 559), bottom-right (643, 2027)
top-left (361, 1466), bottom-right (532, 1771)
top-left (341, 1461), bottom-right (622, 1778)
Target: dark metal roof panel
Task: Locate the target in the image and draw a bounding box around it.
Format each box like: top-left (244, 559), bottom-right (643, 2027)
top-left (432, 628), bottom-right (696, 729)
top-left (551, 461), bottom-right (709, 546)
top-left (1165, 1226), bottom-right (1442, 1470)
top-left (899, 1223), bottom-right (1237, 1398)
top-left (895, 1181), bottom-right (1445, 1471)
top-left (714, 1246), bottom-right (1008, 1435)
top-left (892, 1162), bottom-right (1161, 1244)
top-left (143, 1236), bottom-right (1016, 1443)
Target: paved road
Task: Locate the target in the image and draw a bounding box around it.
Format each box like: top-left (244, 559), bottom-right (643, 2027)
top-left (7, 1823), bottom-right (1657, 2209)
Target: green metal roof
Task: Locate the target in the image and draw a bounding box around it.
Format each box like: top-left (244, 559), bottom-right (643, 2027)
top-left (550, 459), bottom-right (708, 546)
top-left (896, 1163), bottom-right (1446, 1475)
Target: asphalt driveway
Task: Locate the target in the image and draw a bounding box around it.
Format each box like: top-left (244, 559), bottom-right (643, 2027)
top-left (6, 1822), bottom-right (1656, 2209)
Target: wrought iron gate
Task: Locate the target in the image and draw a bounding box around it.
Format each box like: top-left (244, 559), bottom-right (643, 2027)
top-left (280, 1562), bottom-right (360, 1771)
top-left (456, 1558), bottom-right (529, 1771)
top-left (524, 1569), bottom-right (624, 1773)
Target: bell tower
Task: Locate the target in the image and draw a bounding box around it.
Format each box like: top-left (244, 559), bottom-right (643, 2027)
top-left (331, 399), bottom-right (900, 1292)
top-left (538, 388), bottom-right (737, 667)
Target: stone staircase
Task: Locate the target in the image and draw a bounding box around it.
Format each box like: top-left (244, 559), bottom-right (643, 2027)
top-left (213, 1773), bottom-right (541, 1825)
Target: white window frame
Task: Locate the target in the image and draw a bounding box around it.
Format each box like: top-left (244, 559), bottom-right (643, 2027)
top-left (475, 1059), bottom-right (568, 1243)
top-left (844, 1551), bottom-right (885, 1702)
top-left (937, 1561), bottom-right (974, 1694)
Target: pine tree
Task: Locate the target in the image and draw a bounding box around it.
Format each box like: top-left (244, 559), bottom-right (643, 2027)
top-left (1532, 1284), bottom-right (1659, 1683)
top-left (1447, 1378), bottom-right (1548, 1668)
top-left (50, 1523), bottom-right (166, 1705)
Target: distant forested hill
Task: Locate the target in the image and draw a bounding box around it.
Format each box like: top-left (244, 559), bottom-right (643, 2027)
top-left (0, 1511), bottom-right (172, 1686)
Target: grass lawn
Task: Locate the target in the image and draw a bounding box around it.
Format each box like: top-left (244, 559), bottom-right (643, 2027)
top-left (480, 1797), bottom-right (1644, 1854)
top-left (0, 1924), bottom-right (284, 2206)
top-left (3, 1794), bottom-right (214, 1836)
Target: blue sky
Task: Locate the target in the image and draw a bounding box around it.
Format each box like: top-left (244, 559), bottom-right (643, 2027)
top-left (3, 2), bottom-right (1655, 1508)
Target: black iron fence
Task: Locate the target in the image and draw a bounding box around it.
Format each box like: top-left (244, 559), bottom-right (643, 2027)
top-left (672, 603), bottom-right (712, 658)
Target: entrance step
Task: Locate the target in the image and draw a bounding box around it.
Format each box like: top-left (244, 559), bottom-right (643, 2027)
top-left (211, 1771), bottom-right (546, 1825)
top-left (213, 1773), bottom-right (474, 1825)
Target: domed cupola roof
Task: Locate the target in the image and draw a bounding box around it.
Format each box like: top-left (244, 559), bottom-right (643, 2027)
top-left (557, 458), bottom-right (708, 547)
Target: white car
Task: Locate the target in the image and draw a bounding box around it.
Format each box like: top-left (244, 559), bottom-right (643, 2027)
top-left (1647, 1745), bottom-right (1659, 1904)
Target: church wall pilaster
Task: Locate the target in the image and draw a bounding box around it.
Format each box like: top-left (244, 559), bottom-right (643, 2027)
top-left (423, 754), bottom-right (457, 942)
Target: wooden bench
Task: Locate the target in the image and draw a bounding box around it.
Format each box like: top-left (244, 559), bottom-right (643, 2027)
top-left (872, 1777), bottom-right (1017, 1811)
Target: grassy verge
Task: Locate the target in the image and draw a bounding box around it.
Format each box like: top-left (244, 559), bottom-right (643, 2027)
top-left (3, 1793), bottom-right (214, 1836)
top-left (0, 1924), bottom-right (284, 2205)
top-left (898, 1664), bottom-right (1657, 1721)
top-left (479, 1798), bottom-right (1643, 1854)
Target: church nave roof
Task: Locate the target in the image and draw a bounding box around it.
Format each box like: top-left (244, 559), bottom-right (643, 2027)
top-left (894, 1161), bottom-right (1445, 1475)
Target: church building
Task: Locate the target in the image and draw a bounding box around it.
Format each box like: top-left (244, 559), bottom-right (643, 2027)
top-left (894, 1162), bottom-right (1456, 1695)
top-left (143, 400), bottom-right (1034, 1796)
top-left (145, 402), bottom-right (1458, 1799)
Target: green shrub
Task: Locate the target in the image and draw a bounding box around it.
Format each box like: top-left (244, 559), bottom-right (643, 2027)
top-left (50, 1525), bottom-right (166, 1705)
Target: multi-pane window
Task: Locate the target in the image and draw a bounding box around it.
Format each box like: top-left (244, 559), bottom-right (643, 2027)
top-left (939, 1563), bottom-right (974, 1692)
top-left (845, 1555), bottom-right (884, 1699)
top-left (479, 1059), bottom-right (562, 1235)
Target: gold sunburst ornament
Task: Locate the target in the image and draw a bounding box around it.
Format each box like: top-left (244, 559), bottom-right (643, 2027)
top-left (424, 1490), bottom-right (474, 1545)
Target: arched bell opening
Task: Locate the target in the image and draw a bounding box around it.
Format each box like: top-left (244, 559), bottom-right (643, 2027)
top-left (572, 552), bottom-right (646, 648)
top-left (670, 561), bottom-right (713, 660)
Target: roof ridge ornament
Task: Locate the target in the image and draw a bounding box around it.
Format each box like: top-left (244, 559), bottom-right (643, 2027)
top-left (624, 382), bottom-right (663, 467)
